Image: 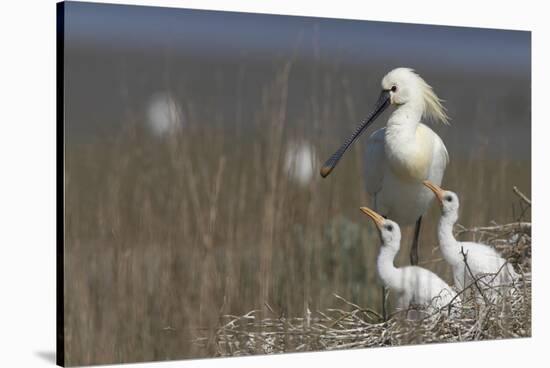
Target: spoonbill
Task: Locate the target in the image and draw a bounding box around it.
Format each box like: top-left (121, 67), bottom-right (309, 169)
top-left (321, 68), bottom-right (449, 265)
top-left (423, 181), bottom-right (518, 296)
top-left (360, 206), bottom-right (459, 317)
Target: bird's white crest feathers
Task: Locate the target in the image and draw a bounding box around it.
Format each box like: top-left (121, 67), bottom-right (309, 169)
top-left (413, 69), bottom-right (450, 126)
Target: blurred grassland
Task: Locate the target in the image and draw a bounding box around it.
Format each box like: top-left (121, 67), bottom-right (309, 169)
top-left (64, 60), bottom-right (530, 365)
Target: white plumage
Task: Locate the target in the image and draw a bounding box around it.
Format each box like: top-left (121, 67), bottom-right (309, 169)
top-left (360, 207), bottom-right (460, 316)
top-left (423, 181), bottom-right (519, 295)
top-left (365, 124), bottom-right (448, 224)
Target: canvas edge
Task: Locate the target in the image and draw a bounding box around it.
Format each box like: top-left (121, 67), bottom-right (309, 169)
top-left (56, 1), bottom-right (66, 367)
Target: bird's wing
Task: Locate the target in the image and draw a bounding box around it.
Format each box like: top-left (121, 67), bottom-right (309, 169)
top-left (436, 132), bottom-right (450, 166)
top-left (425, 125), bottom-right (449, 184)
top-left (460, 242), bottom-right (508, 275)
top-left (404, 266), bottom-right (455, 307)
top-left (364, 127), bottom-right (386, 196)
top-left (460, 242), bottom-right (519, 287)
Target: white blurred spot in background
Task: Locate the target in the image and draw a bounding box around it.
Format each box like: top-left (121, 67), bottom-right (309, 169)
top-left (146, 91), bottom-right (183, 137)
top-left (284, 141), bottom-right (317, 186)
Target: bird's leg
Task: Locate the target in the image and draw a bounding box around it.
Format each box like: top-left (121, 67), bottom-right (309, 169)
top-left (381, 286), bottom-right (388, 321)
top-left (410, 216), bottom-right (422, 265)
top-left (379, 209), bottom-right (389, 321)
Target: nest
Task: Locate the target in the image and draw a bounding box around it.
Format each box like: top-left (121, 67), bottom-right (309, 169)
top-left (210, 276), bottom-right (529, 356)
top-left (204, 189), bottom-right (531, 357)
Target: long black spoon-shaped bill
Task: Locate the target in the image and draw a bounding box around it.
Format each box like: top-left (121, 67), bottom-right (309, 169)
top-left (320, 90), bottom-right (391, 178)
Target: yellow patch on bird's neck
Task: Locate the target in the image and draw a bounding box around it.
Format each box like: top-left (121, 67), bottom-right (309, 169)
top-left (387, 124), bottom-right (434, 183)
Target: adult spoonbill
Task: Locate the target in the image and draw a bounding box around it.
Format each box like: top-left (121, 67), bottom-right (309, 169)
top-left (423, 181), bottom-right (518, 294)
top-left (321, 68), bottom-right (449, 265)
top-left (360, 206), bottom-right (459, 316)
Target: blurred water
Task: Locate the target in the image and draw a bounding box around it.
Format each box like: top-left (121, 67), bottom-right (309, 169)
top-left (64, 2), bottom-right (531, 162)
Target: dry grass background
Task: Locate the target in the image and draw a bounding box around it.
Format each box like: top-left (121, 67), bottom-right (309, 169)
top-left (64, 60), bottom-right (531, 365)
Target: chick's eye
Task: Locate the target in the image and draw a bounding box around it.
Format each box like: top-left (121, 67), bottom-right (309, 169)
top-left (391, 85), bottom-right (397, 92)
top-left (446, 196), bottom-right (453, 202)
top-left (386, 224), bottom-right (393, 231)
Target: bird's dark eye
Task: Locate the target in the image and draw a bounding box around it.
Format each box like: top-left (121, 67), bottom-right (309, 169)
top-left (386, 224), bottom-right (393, 231)
top-left (391, 85), bottom-right (397, 92)
top-left (446, 196), bottom-right (453, 202)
